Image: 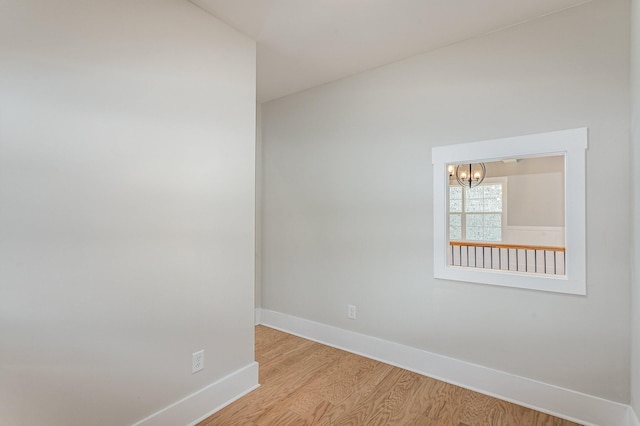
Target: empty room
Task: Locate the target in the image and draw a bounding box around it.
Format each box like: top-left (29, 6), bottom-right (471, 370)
top-left (1, 0), bottom-right (640, 425)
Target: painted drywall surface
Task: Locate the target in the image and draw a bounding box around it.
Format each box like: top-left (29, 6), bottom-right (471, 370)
top-left (261, 0), bottom-right (630, 402)
top-left (475, 157), bottom-right (565, 228)
top-left (507, 172), bottom-right (564, 227)
top-left (631, 0), bottom-right (640, 416)
top-left (256, 105), bottom-right (263, 313)
top-left (0, 1), bottom-right (256, 425)
top-left (485, 156), bottom-right (565, 227)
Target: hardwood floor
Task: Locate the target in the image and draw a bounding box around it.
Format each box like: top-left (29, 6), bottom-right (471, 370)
top-left (199, 326), bottom-right (580, 426)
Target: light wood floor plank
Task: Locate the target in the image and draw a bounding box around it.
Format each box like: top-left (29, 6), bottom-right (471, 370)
top-left (199, 326), bottom-right (580, 426)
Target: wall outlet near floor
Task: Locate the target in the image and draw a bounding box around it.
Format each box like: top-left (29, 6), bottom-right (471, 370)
top-left (347, 304), bottom-right (357, 320)
top-left (192, 350), bottom-right (204, 374)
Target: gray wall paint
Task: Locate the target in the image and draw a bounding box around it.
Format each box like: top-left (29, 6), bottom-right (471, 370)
top-left (256, 105), bottom-right (263, 312)
top-left (261, 0), bottom-right (630, 402)
top-left (0, 1), bottom-right (256, 424)
top-left (631, 0), bottom-right (640, 416)
top-left (485, 156), bottom-right (565, 227)
top-left (507, 172), bottom-right (564, 227)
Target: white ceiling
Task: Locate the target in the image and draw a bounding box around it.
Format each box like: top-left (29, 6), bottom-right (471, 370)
top-left (191, 0), bottom-right (591, 103)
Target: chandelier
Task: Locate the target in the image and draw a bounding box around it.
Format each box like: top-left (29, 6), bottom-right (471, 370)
top-left (447, 162), bottom-right (486, 188)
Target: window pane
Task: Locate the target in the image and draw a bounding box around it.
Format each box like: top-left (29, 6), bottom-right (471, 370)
top-left (450, 226), bottom-right (461, 240)
top-left (483, 198), bottom-right (502, 212)
top-left (466, 214), bottom-right (484, 227)
top-left (449, 186), bottom-right (462, 212)
top-left (466, 186), bottom-right (484, 199)
top-left (449, 214), bottom-right (461, 240)
top-left (484, 227), bottom-right (501, 241)
top-left (449, 214), bottom-right (461, 227)
top-left (449, 186), bottom-right (462, 199)
top-left (449, 214), bottom-right (462, 240)
top-left (484, 213), bottom-right (501, 227)
top-left (466, 226), bottom-right (484, 241)
top-left (483, 184), bottom-right (502, 198)
top-left (451, 180), bottom-right (504, 243)
top-left (463, 182), bottom-right (503, 242)
top-left (465, 199), bottom-right (483, 212)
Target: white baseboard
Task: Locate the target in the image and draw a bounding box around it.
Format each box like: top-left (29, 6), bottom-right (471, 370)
top-left (630, 406), bottom-right (640, 426)
top-left (255, 307), bottom-right (262, 325)
top-left (258, 308), bottom-right (628, 426)
top-left (132, 362), bottom-right (259, 426)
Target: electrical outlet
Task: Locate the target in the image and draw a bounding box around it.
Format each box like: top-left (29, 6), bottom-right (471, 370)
top-left (192, 350), bottom-right (204, 374)
top-left (347, 304), bottom-right (356, 320)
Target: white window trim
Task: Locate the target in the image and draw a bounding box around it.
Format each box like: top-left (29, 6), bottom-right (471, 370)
top-left (448, 177), bottom-right (507, 243)
top-left (432, 128), bottom-right (587, 295)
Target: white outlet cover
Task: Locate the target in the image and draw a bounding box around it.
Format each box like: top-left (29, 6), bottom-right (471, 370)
top-left (347, 305), bottom-right (356, 319)
top-left (192, 350), bottom-right (204, 374)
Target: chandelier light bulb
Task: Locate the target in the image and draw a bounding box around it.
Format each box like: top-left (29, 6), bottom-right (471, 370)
top-left (454, 162), bottom-right (486, 188)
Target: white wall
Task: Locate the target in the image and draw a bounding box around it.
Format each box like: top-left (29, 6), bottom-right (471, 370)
top-left (0, 1), bottom-right (256, 425)
top-left (256, 105), bottom-right (263, 314)
top-left (261, 0), bottom-right (630, 403)
top-left (507, 172), bottom-right (564, 227)
top-left (487, 155), bottom-right (565, 228)
top-left (631, 0), bottom-right (640, 417)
